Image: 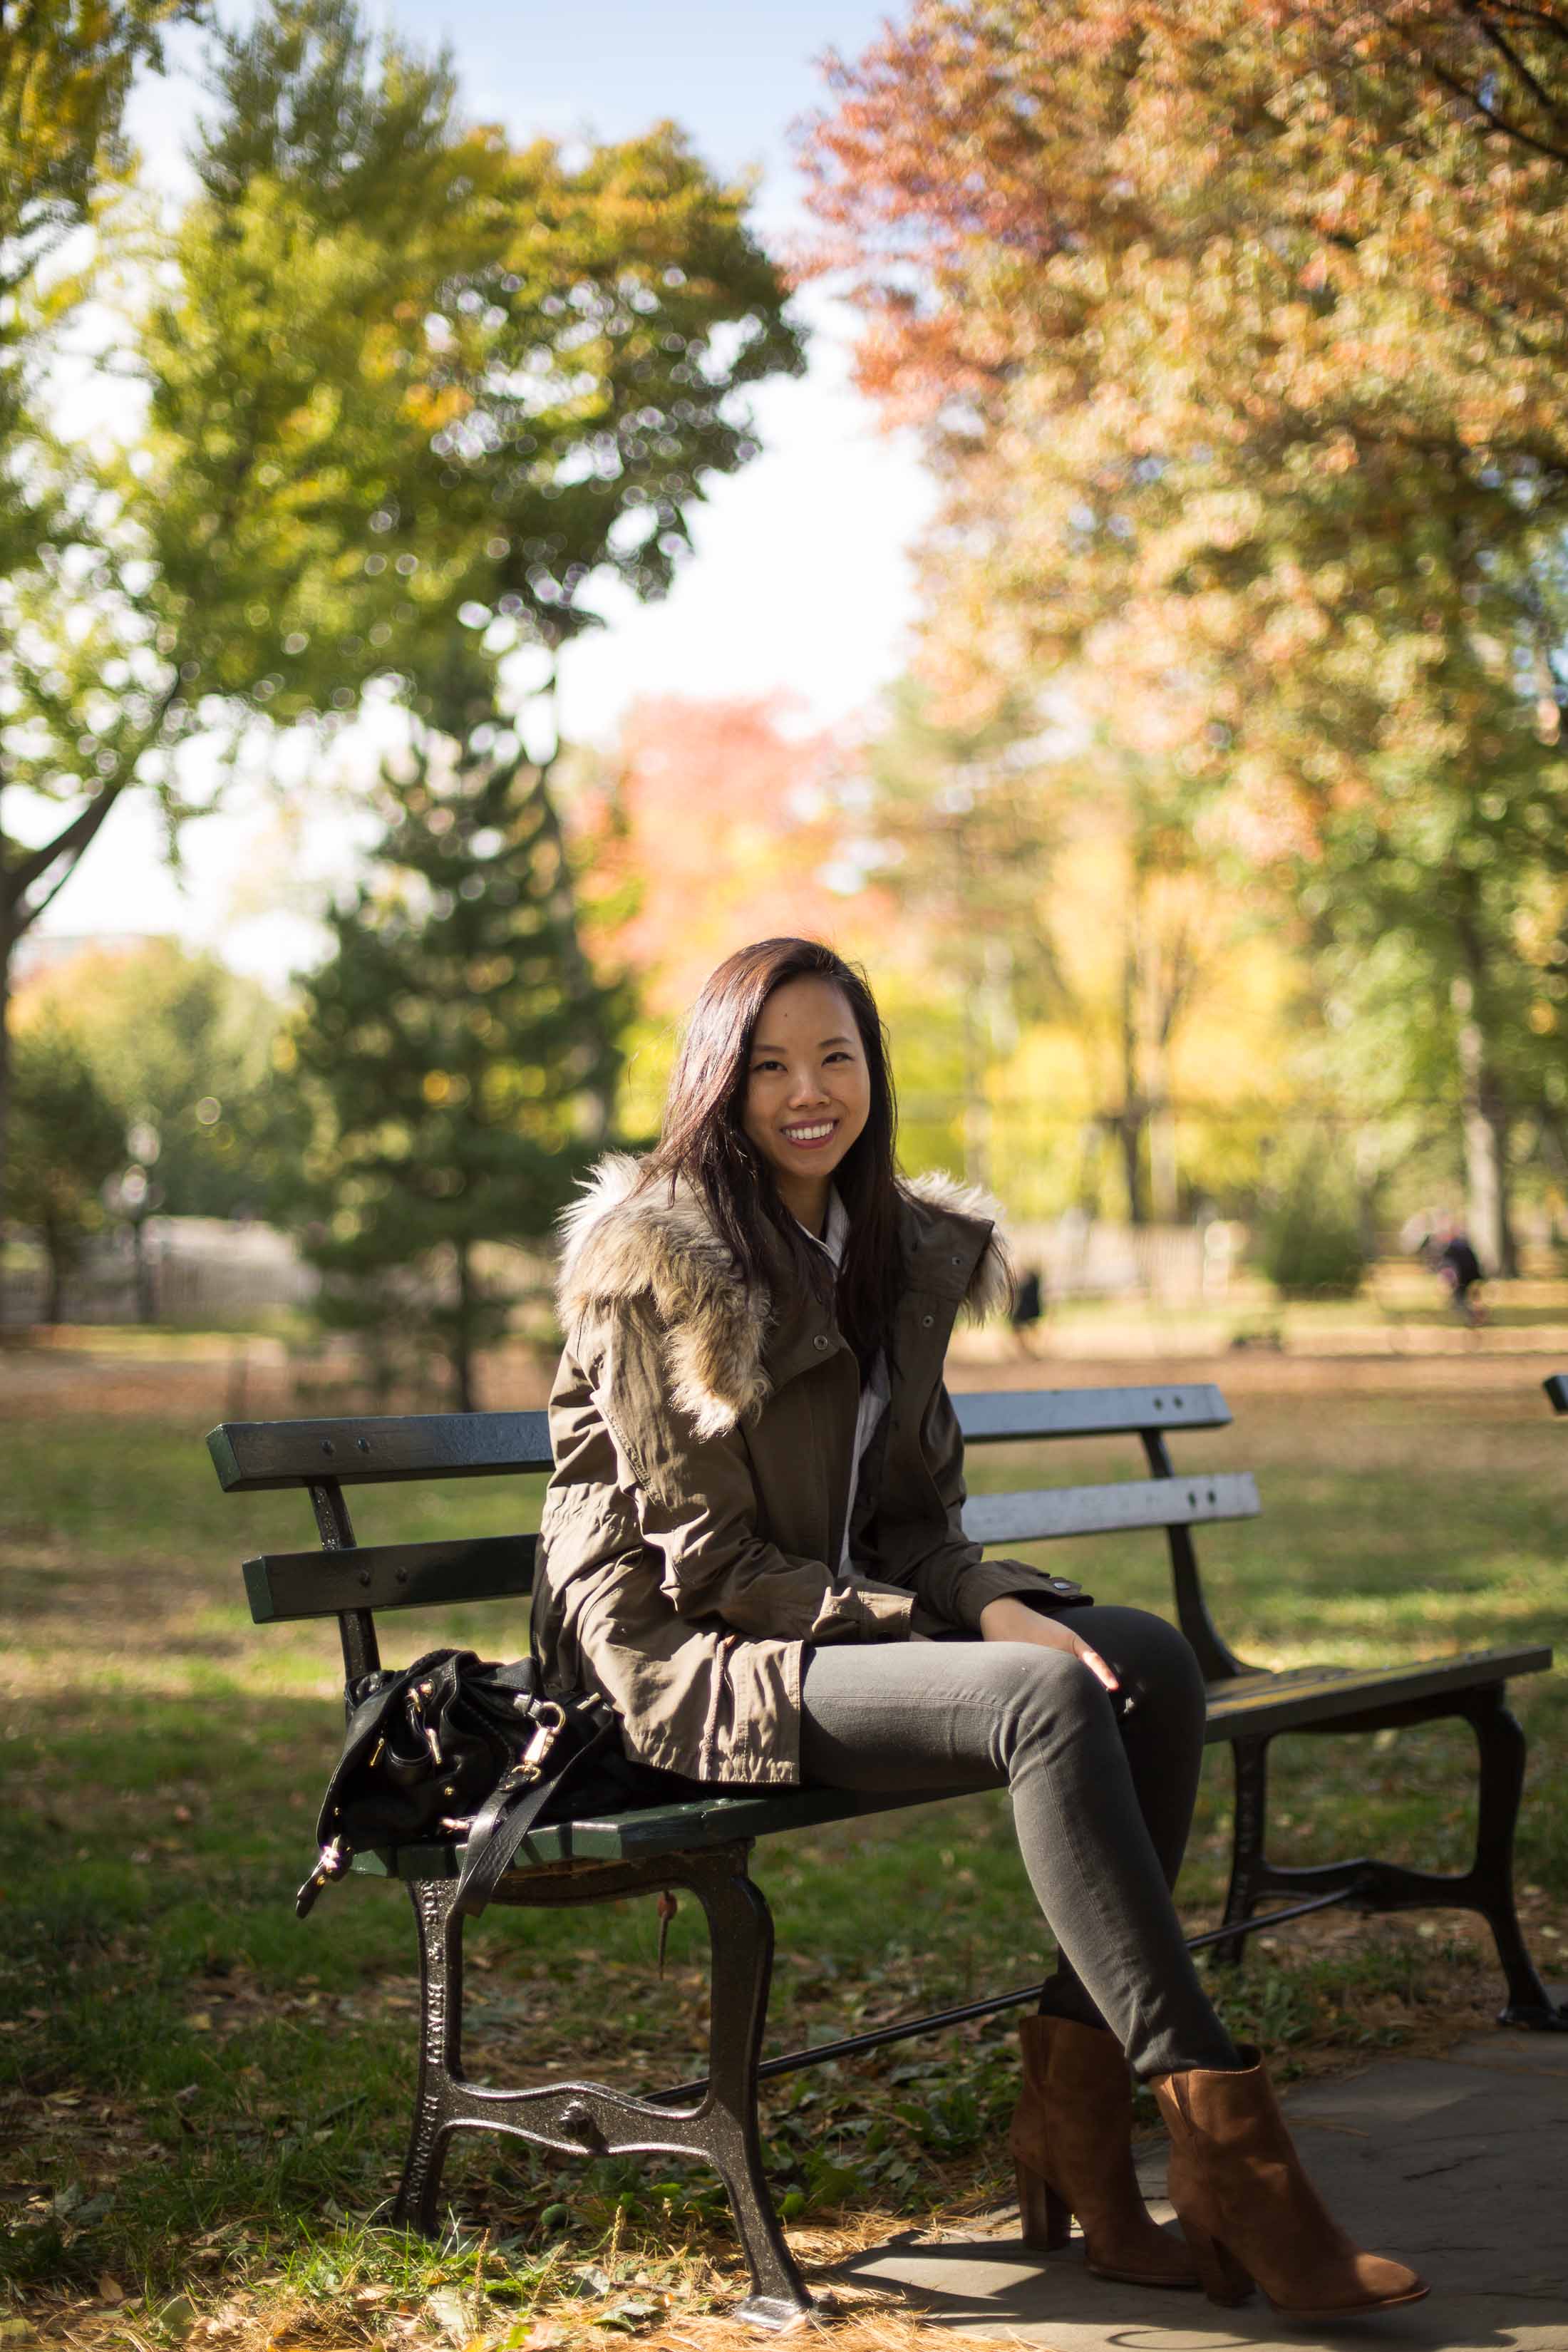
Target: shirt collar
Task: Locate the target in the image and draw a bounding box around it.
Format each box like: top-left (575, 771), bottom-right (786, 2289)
top-left (794, 1184), bottom-right (848, 1269)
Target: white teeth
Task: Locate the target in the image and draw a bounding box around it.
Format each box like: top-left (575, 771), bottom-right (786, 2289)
top-left (784, 1123), bottom-right (835, 1141)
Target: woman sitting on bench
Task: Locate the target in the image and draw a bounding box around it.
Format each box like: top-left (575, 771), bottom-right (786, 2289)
top-left (533, 935), bottom-right (1426, 2321)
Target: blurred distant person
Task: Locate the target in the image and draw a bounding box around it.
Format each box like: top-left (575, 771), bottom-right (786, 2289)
top-left (1010, 1264), bottom-right (1046, 1357)
top-left (1425, 1224), bottom-right (1487, 1329)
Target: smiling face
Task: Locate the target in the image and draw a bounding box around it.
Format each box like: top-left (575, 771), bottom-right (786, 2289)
top-left (741, 975), bottom-right (872, 1233)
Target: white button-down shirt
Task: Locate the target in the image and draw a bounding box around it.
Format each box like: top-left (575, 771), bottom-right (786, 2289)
top-left (794, 1187), bottom-right (891, 1572)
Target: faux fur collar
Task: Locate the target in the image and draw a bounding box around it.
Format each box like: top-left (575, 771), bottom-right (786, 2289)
top-left (555, 1152), bottom-right (1011, 1439)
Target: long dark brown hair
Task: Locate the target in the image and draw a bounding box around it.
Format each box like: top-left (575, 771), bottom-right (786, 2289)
top-left (636, 938), bottom-right (904, 1370)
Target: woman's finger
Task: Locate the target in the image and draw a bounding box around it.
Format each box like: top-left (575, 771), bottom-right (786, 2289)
top-left (1076, 1642), bottom-right (1120, 1693)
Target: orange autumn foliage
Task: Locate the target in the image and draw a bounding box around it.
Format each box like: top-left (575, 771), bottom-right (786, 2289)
top-left (574, 696), bottom-right (892, 1016)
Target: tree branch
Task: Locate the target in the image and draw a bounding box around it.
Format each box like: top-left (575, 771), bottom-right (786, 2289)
top-left (1423, 49), bottom-right (1568, 158)
top-left (2, 674), bottom-right (185, 935)
top-left (4, 785), bottom-right (130, 932)
top-left (1459, 0), bottom-right (1568, 120)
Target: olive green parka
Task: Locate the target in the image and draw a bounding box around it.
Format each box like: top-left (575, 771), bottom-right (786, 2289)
top-left (532, 1154), bottom-right (1084, 1785)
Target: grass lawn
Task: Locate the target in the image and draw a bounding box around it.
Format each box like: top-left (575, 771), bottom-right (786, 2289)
top-left (2, 1357), bottom-right (1565, 2348)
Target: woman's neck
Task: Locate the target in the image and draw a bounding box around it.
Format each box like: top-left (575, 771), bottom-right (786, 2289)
top-left (777, 1171), bottom-right (830, 1237)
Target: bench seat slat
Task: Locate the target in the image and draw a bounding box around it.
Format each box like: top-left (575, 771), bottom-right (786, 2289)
top-left (346, 1644), bottom-right (1554, 1873)
top-left (956, 1385), bottom-right (1231, 1442)
top-left (244, 1535), bottom-right (536, 1623)
top-left (964, 1471), bottom-right (1258, 1547)
top-left (210, 1413), bottom-right (552, 1492)
top-left (1203, 1646), bottom-right (1554, 1740)
top-left (351, 1782), bottom-right (950, 1877)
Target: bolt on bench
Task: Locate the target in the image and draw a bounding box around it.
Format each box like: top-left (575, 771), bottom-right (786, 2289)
top-left (208, 1380), bottom-right (1562, 2328)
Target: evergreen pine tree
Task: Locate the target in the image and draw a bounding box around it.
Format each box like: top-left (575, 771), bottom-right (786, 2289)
top-left (292, 716), bottom-right (625, 1408)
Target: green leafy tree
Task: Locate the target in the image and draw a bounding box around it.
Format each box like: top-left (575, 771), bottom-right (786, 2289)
top-left (17, 939), bottom-right (304, 1222)
top-left (0, 1), bottom-right (200, 567)
top-left (1, 0), bottom-right (803, 1288)
top-left (290, 708), bottom-right (626, 1408)
top-left (8, 1021), bottom-right (127, 1322)
top-left (0, 0), bottom-right (200, 1292)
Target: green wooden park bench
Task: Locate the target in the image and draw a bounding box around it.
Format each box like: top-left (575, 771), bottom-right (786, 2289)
top-left (207, 1378), bottom-right (1562, 2328)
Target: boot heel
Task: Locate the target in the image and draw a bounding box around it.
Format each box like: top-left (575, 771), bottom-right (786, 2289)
top-left (1179, 2220), bottom-right (1254, 2307)
top-left (1016, 2161), bottom-right (1071, 2252)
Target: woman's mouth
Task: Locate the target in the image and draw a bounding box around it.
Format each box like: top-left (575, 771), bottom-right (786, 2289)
top-left (780, 1120), bottom-right (838, 1150)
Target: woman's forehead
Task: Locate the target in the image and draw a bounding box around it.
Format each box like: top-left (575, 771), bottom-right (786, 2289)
top-left (752, 975), bottom-right (857, 1048)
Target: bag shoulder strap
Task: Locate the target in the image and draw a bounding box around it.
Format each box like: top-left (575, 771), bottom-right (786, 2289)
top-left (452, 1712), bottom-right (618, 1918)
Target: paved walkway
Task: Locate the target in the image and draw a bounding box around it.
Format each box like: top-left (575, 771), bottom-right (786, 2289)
top-left (830, 2021), bottom-right (1568, 2348)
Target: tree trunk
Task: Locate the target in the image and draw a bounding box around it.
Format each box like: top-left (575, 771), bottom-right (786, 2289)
top-left (1147, 1095), bottom-right (1179, 1224)
top-left (45, 1223), bottom-right (68, 1325)
top-left (0, 833), bottom-right (12, 1334)
top-left (453, 1240), bottom-right (478, 1412)
top-left (961, 971), bottom-right (991, 1191)
top-left (1117, 924), bottom-right (1148, 1224)
top-left (527, 681), bottom-right (617, 1145)
top-left (1450, 965), bottom-right (1520, 1278)
top-left (1115, 1108), bottom-right (1147, 1225)
top-left (1353, 1124), bottom-right (1383, 1261)
top-left (130, 1216), bottom-right (158, 1322)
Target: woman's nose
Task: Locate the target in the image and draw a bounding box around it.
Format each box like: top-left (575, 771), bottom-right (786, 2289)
top-left (787, 1068), bottom-right (830, 1105)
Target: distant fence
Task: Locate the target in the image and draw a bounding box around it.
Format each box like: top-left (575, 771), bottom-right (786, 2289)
top-left (1008, 1217), bottom-right (1243, 1305)
top-left (2, 1210), bottom-right (1244, 1330)
top-left (1, 1218), bottom-right (320, 1328)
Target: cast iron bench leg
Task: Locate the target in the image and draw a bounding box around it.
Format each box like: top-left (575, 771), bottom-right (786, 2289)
top-left (1462, 1688), bottom-right (1565, 2028)
top-left (1210, 1696), bottom-right (1564, 2029)
top-left (386, 1853), bottom-right (811, 2321)
top-left (686, 1848), bottom-right (812, 2327)
top-left (1213, 1735), bottom-right (1271, 1969)
top-left (393, 1877), bottom-right (464, 2233)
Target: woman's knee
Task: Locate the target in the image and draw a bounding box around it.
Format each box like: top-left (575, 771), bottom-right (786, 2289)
top-left (994, 1639), bottom-right (1118, 1760)
top-left (1083, 1605), bottom-right (1206, 1721)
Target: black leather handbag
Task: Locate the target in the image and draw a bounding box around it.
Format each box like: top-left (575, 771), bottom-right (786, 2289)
top-left (296, 1647), bottom-right (671, 1919)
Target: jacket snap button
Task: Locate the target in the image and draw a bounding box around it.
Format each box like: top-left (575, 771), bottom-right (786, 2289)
top-left (951, 1254), bottom-right (962, 1266)
top-left (921, 1313), bottom-right (934, 1328)
top-left (813, 1334), bottom-right (830, 1351)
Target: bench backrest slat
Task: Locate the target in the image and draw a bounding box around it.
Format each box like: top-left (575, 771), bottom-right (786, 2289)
top-left (963, 1471), bottom-right (1259, 1549)
top-left (209, 1413), bottom-right (552, 1492)
top-left (210, 1379), bottom-right (1258, 1682)
top-left (244, 1535), bottom-right (537, 1624)
top-left (954, 1384), bottom-right (1230, 1442)
top-left (209, 1385), bottom-right (1231, 1494)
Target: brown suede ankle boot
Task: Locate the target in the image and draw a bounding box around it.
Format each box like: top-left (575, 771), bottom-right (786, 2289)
top-left (1150, 2046), bottom-right (1429, 2316)
top-left (1009, 2014), bottom-right (1198, 2288)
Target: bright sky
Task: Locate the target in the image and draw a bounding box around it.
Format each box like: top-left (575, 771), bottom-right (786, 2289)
top-left (26, 0), bottom-right (936, 990)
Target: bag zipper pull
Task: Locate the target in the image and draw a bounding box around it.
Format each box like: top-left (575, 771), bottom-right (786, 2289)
top-left (296, 1837), bottom-right (351, 1919)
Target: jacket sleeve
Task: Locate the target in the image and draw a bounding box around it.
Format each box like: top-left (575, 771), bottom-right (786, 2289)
top-left (577, 1294), bottom-right (915, 1644)
top-left (875, 1381), bottom-right (1092, 1633)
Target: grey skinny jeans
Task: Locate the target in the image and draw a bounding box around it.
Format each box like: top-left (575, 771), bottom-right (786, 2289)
top-left (798, 1604), bottom-right (1242, 2080)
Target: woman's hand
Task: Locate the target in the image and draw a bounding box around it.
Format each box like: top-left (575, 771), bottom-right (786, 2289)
top-left (978, 1596), bottom-right (1119, 1695)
